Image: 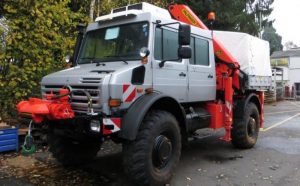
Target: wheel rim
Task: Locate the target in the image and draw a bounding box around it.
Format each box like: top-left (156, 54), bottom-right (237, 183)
top-left (153, 135), bottom-right (172, 169)
top-left (247, 117), bottom-right (257, 137)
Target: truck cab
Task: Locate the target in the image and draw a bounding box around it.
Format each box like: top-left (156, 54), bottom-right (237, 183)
top-left (42, 3), bottom-right (216, 115)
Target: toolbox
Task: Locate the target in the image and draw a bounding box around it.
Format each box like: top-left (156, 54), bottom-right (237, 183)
top-left (0, 127), bottom-right (19, 153)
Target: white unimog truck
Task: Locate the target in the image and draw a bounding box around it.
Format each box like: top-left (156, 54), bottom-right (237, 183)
top-left (17, 2), bottom-right (272, 185)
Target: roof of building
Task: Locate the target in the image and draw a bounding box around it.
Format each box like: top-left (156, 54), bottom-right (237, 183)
top-left (271, 48), bottom-right (300, 58)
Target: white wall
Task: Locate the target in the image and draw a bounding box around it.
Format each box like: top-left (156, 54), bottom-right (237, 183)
top-left (283, 66), bottom-right (289, 80)
top-left (274, 66), bottom-right (289, 81)
top-left (286, 57), bottom-right (300, 88)
top-left (288, 69), bottom-right (300, 87)
top-left (289, 57), bottom-right (300, 69)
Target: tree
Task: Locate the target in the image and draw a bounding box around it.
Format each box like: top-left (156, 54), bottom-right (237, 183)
top-left (0, 17), bottom-right (8, 53)
top-left (90, 0), bottom-right (96, 21)
top-left (70, 0), bottom-right (165, 21)
top-left (284, 41), bottom-right (298, 50)
top-left (0, 0), bottom-right (87, 119)
top-left (262, 25), bottom-right (283, 54)
top-left (171, 0), bottom-right (274, 36)
top-left (247, 0), bottom-right (274, 37)
top-left (0, 27), bottom-right (4, 53)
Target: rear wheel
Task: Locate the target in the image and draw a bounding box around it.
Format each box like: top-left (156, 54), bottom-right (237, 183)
top-left (231, 102), bottom-right (260, 149)
top-left (123, 110), bottom-right (181, 186)
top-left (47, 130), bottom-right (101, 166)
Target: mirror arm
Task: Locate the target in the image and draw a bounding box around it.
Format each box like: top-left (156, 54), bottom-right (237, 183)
top-left (70, 56), bottom-right (74, 64)
top-left (159, 58), bottom-right (179, 68)
top-left (159, 60), bottom-right (166, 68)
top-left (157, 21), bottom-right (180, 28)
top-left (77, 23), bottom-right (86, 34)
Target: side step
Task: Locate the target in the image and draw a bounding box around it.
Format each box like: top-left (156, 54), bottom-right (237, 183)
top-left (186, 108), bottom-right (211, 133)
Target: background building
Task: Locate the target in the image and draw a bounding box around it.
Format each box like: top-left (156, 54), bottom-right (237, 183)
top-left (271, 48), bottom-right (300, 99)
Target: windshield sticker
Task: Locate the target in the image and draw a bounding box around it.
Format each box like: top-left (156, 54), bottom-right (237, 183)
top-left (143, 24), bottom-right (148, 37)
top-left (105, 27), bottom-right (120, 40)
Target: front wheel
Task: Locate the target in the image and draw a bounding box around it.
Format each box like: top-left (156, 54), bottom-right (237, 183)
top-left (47, 131), bottom-right (101, 166)
top-left (123, 110), bottom-right (181, 186)
top-left (231, 102), bottom-right (260, 149)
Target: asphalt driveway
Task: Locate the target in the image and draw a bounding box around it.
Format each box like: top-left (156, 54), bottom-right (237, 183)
top-left (1, 100), bottom-right (300, 186)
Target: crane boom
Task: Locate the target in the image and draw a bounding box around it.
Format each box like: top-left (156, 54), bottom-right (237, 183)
top-left (168, 4), bottom-right (239, 68)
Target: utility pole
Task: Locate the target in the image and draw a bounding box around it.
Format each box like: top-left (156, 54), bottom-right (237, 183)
top-left (259, 0), bottom-right (262, 38)
top-left (90, 0), bottom-right (96, 22)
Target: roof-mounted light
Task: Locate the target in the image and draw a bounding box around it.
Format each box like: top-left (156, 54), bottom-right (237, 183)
top-left (95, 2), bottom-right (171, 23)
top-left (208, 12), bottom-right (216, 21)
top-left (95, 10), bottom-right (141, 23)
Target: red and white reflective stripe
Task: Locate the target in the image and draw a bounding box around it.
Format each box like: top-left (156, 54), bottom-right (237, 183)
top-left (122, 84), bottom-right (136, 102)
top-left (103, 118), bottom-right (121, 135)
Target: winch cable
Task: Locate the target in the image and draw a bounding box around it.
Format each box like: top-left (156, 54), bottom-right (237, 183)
top-left (21, 120), bottom-right (37, 155)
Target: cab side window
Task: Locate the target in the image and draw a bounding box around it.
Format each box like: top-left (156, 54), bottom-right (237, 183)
top-left (154, 27), bottom-right (179, 61)
top-left (190, 37), bottom-right (209, 66)
top-left (190, 37), bottom-right (195, 64)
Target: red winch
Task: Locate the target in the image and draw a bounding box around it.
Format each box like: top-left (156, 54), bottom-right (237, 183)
top-left (17, 88), bottom-right (75, 123)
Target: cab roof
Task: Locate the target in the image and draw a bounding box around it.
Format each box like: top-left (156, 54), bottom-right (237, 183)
top-left (95, 2), bottom-right (171, 23)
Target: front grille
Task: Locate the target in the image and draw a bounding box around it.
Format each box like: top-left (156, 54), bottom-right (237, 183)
top-left (42, 78), bottom-right (102, 113)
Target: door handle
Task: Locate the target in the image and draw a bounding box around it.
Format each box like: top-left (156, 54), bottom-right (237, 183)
top-left (179, 72), bottom-right (186, 77)
top-left (208, 74), bottom-right (213, 78)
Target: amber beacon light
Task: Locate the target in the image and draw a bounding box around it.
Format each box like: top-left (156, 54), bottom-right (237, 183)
top-left (208, 11), bottom-right (216, 21)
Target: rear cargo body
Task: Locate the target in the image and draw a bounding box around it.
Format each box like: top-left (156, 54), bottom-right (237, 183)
top-left (214, 31), bottom-right (272, 90)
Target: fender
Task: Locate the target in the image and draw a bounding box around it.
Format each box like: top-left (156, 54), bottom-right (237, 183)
top-left (233, 93), bottom-right (261, 120)
top-left (119, 92), bottom-right (186, 140)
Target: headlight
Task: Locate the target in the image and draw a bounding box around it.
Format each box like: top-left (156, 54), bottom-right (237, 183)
top-left (90, 120), bottom-right (101, 132)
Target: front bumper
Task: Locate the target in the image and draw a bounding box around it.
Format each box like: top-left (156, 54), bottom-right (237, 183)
top-left (102, 118), bottom-right (121, 135)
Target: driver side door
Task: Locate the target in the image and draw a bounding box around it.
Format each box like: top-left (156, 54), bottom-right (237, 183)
top-left (152, 27), bottom-right (188, 102)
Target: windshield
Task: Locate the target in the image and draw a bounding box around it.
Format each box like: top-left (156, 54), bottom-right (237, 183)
top-left (77, 22), bottom-right (149, 64)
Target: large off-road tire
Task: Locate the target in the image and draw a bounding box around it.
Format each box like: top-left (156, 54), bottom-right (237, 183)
top-left (47, 131), bottom-right (101, 166)
top-left (123, 110), bottom-right (181, 186)
top-left (231, 102), bottom-right (260, 149)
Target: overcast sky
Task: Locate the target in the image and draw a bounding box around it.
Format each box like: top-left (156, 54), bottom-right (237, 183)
top-left (270, 0), bottom-right (300, 46)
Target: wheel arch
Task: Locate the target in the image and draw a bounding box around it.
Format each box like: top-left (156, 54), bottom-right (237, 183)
top-left (119, 92), bottom-right (186, 141)
top-left (247, 93), bottom-right (261, 114)
top-left (234, 93), bottom-right (261, 119)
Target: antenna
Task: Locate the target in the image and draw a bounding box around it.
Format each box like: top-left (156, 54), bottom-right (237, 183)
top-left (207, 11), bottom-right (216, 37)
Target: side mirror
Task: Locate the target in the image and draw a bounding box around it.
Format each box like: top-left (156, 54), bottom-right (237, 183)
top-left (64, 55), bottom-right (73, 64)
top-left (140, 47), bottom-right (150, 58)
top-left (178, 24), bottom-right (191, 45)
top-left (178, 46), bottom-right (192, 59)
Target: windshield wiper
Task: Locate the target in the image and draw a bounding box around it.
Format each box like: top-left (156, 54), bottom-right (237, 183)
top-left (86, 60), bottom-right (106, 66)
top-left (78, 58), bottom-right (106, 66)
top-left (121, 60), bottom-right (128, 64)
top-left (103, 55), bottom-right (129, 64)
